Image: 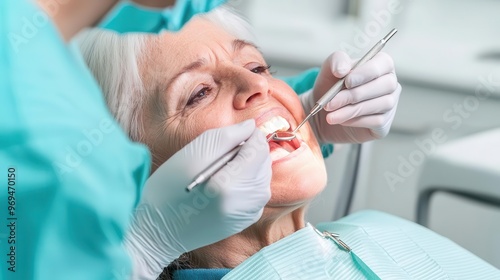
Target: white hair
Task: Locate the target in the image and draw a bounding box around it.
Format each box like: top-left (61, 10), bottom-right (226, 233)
top-left (77, 30), bottom-right (146, 141)
top-left (77, 6), bottom-right (255, 142)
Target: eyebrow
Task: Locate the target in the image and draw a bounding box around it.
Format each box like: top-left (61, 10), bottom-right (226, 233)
top-left (166, 59), bottom-right (207, 89)
top-left (232, 39), bottom-right (259, 52)
top-left (167, 39), bottom-right (260, 87)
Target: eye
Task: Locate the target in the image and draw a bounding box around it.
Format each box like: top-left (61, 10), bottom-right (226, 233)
top-left (187, 86), bottom-right (211, 107)
top-left (250, 65), bottom-right (271, 74)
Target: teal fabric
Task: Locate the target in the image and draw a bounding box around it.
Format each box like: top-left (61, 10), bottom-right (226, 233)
top-left (222, 210), bottom-right (500, 279)
top-left (0, 1), bottom-right (150, 280)
top-left (279, 68), bottom-right (320, 95)
top-left (100, 0), bottom-right (226, 33)
top-left (173, 268), bottom-right (231, 280)
top-left (351, 252), bottom-right (381, 280)
top-left (320, 143), bottom-right (334, 159)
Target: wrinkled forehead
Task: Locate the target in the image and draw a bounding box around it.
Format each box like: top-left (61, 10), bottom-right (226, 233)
top-left (141, 17), bottom-right (258, 91)
top-left (139, 18), bottom-right (237, 84)
top-left (150, 18), bottom-right (238, 64)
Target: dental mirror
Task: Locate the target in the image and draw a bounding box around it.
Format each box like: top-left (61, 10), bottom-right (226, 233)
top-left (268, 131), bottom-right (297, 142)
top-left (269, 116), bottom-right (310, 142)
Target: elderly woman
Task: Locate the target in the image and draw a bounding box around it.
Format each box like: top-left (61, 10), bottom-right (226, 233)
top-left (79, 7), bottom-right (500, 280)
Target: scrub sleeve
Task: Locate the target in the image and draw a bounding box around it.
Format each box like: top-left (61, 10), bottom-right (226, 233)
top-left (0, 1), bottom-right (150, 280)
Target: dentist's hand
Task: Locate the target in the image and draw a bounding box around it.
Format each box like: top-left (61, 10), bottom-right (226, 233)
top-left (300, 51), bottom-right (401, 143)
top-left (124, 120), bottom-right (272, 279)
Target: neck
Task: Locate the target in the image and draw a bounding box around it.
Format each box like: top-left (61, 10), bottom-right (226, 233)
top-left (190, 206), bottom-right (307, 268)
top-left (36, 0), bottom-right (118, 42)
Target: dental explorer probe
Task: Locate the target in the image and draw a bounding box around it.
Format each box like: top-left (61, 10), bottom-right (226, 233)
top-left (186, 136), bottom-right (274, 191)
top-left (270, 28), bottom-right (398, 142)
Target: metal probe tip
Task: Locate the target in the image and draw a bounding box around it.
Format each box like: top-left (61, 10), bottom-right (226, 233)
top-left (186, 181), bottom-right (197, 192)
top-left (383, 28), bottom-right (398, 42)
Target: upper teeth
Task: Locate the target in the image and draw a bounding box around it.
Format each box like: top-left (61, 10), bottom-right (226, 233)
top-left (258, 116), bottom-right (290, 135)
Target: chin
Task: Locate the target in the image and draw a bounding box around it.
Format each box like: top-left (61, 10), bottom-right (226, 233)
top-left (267, 141), bottom-right (327, 207)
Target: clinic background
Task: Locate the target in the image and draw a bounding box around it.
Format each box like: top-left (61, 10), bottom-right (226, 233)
top-left (226, 0), bottom-right (500, 268)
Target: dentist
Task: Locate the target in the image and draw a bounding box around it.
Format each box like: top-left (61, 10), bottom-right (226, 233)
top-left (1, 1), bottom-right (270, 280)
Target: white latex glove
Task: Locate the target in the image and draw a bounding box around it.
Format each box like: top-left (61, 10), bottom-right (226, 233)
top-left (300, 51), bottom-right (402, 143)
top-left (124, 119), bottom-right (272, 279)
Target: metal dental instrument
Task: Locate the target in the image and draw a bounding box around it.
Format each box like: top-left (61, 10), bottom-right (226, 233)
top-left (187, 136), bottom-right (275, 191)
top-left (270, 28), bottom-right (398, 142)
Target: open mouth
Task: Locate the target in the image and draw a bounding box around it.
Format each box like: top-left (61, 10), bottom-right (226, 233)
top-left (258, 116), bottom-right (302, 161)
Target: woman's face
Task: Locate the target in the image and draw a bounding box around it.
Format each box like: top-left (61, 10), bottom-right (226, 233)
top-left (143, 17), bottom-right (327, 206)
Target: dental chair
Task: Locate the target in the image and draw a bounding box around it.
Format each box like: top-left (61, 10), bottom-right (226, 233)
top-left (416, 128), bottom-right (500, 226)
top-left (331, 143), bottom-right (363, 220)
top-left (306, 142), bottom-right (364, 224)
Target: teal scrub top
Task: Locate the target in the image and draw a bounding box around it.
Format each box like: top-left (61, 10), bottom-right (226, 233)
top-left (0, 1), bottom-right (150, 280)
top-left (100, 0), bottom-right (226, 33)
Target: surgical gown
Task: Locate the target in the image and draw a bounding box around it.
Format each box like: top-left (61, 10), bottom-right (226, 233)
top-left (0, 1), bottom-right (150, 279)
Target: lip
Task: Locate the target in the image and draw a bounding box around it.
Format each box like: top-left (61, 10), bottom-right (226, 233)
top-left (271, 140), bottom-right (308, 165)
top-left (254, 107), bottom-right (303, 143)
top-left (253, 107), bottom-right (308, 162)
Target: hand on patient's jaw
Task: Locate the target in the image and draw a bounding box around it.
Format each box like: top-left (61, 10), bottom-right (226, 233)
top-left (303, 51), bottom-right (402, 143)
top-left (124, 119), bottom-right (272, 279)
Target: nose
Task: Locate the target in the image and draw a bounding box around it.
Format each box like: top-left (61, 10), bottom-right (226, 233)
top-left (230, 67), bottom-right (270, 110)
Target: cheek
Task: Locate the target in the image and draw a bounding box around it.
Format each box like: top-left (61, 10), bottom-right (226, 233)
top-left (266, 80), bottom-right (328, 205)
top-left (268, 126), bottom-right (327, 206)
top-left (271, 80), bottom-right (306, 121)
top-left (269, 150), bottom-right (327, 206)
top-left (167, 104), bottom-right (235, 154)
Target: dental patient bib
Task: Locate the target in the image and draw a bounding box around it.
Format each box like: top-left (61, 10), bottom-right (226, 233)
top-left (222, 210), bottom-right (499, 279)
